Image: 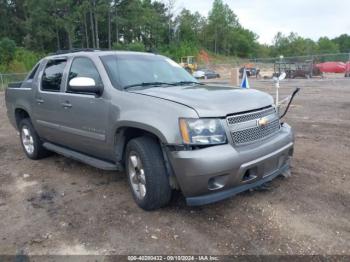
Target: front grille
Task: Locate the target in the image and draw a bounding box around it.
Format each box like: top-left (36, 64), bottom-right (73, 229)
top-left (227, 107), bottom-right (276, 125)
top-left (231, 119), bottom-right (280, 144)
top-left (227, 107), bottom-right (280, 145)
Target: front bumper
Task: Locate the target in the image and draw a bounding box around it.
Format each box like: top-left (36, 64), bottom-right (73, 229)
top-left (167, 123), bottom-right (294, 206)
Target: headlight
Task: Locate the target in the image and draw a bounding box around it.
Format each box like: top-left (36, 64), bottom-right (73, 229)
top-left (179, 118), bottom-right (227, 145)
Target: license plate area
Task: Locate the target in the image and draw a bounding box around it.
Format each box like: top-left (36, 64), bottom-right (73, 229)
top-left (263, 157), bottom-right (279, 177)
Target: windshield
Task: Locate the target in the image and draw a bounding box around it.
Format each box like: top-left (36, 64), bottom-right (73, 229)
top-left (100, 53), bottom-right (199, 89)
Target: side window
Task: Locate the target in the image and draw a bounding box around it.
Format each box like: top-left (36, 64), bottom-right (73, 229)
top-left (41, 59), bottom-right (67, 92)
top-left (68, 57), bottom-right (102, 91)
top-left (28, 63), bottom-right (40, 80)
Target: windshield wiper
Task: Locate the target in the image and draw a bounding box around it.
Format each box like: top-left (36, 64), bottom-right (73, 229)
top-left (124, 82), bottom-right (176, 89)
top-left (171, 81), bottom-right (204, 86)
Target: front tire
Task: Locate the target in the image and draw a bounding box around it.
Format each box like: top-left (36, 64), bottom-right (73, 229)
top-left (19, 118), bottom-right (50, 160)
top-left (125, 136), bottom-right (172, 210)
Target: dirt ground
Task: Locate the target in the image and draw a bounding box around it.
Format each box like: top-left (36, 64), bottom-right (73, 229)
top-left (0, 77), bottom-right (349, 256)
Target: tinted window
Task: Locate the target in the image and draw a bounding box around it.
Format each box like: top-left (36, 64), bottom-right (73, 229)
top-left (28, 63), bottom-right (40, 80)
top-left (68, 57), bottom-right (102, 88)
top-left (41, 59), bottom-right (67, 92)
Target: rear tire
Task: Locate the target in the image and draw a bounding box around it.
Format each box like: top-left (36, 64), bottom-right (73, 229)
top-left (19, 118), bottom-right (50, 160)
top-left (125, 136), bottom-right (172, 210)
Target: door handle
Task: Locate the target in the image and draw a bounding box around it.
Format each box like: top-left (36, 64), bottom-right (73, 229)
top-left (61, 102), bottom-right (72, 109)
top-left (36, 98), bottom-right (44, 104)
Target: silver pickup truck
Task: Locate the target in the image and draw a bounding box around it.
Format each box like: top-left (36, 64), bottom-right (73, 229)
top-left (5, 50), bottom-right (294, 210)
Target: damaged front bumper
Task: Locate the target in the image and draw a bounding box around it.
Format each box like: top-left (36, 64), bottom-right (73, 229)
top-left (167, 123), bottom-right (294, 206)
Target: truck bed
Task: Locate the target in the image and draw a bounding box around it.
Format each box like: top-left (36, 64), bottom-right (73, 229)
top-left (7, 82), bottom-right (23, 88)
top-left (5, 84), bottom-right (33, 129)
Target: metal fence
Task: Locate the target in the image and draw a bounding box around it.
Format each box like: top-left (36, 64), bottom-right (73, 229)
top-left (0, 73), bottom-right (28, 91)
top-left (204, 53), bottom-right (350, 78)
top-left (246, 53), bottom-right (350, 78)
top-left (250, 52), bottom-right (350, 64)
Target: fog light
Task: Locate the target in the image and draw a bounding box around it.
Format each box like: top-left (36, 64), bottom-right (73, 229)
top-left (208, 174), bottom-right (228, 191)
top-left (242, 168), bottom-right (257, 182)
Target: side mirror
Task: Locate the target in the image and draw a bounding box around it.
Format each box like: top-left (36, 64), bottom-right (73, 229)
top-left (68, 77), bottom-right (103, 95)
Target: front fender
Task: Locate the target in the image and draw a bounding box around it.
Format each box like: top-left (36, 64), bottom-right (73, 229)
top-left (114, 121), bottom-right (168, 144)
top-left (109, 91), bottom-right (199, 145)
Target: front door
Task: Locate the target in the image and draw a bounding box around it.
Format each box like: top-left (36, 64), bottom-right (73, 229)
top-left (59, 57), bottom-right (110, 159)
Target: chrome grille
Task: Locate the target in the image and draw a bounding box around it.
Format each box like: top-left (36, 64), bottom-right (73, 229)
top-left (227, 107), bottom-right (276, 125)
top-left (231, 119), bottom-right (280, 144)
top-left (227, 107), bottom-right (280, 145)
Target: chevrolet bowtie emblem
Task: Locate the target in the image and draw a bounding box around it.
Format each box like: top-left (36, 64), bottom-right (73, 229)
top-left (258, 117), bottom-right (269, 127)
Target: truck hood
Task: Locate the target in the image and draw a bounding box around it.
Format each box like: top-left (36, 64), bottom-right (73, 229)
top-left (129, 85), bottom-right (274, 117)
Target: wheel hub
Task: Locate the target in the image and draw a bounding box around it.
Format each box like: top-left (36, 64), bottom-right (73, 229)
top-left (21, 126), bottom-right (34, 154)
top-left (128, 153), bottom-right (146, 200)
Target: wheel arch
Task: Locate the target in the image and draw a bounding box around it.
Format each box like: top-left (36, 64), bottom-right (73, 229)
top-left (113, 125), bottom-right (179, 188)
top-left (114, 124), bottom-right (167, 164)
top-left (15, 107), bottom-right (31, 129)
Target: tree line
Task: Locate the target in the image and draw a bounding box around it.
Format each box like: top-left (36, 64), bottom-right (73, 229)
top-left (1, 0), bottom-right (350, 72)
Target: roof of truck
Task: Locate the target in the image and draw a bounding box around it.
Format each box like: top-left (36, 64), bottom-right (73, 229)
top-left (47, 49), bottom-right (158, 60)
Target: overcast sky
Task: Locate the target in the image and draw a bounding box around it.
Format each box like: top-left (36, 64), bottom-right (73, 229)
top-left (175, 0), bottom-right (350, 44)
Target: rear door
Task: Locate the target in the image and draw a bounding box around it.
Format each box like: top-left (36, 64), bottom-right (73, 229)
top-left (59, 56), bottom-right (110, 159)
top-left (33, 58), bottom-right (67, 143)
top-left (21, 63), bottom-right (40, 89)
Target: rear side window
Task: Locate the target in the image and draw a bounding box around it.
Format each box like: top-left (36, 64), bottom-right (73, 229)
top-left (68, 57), bottom-right (102, 88)
top-left (41, 59), bottom-right (67, 92)
top-left (28, 63), bottom-right (40, 80)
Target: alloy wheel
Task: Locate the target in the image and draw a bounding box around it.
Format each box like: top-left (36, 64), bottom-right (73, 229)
top-left (128, 152), bottom-right (146, 200)
top-left (21, 125), bottom-right (35, 155)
